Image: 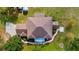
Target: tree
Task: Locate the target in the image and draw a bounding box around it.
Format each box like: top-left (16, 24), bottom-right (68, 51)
top-left (66, 37), bottom-right (79, 51)
top-left (3, 35), bottom-right (23, 51)
top-left (0, 7), bottom-right (18, 25)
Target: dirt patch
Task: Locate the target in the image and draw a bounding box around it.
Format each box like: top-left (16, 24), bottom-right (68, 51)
top-left (0, 28), bottom-right (10, 42)
top-left (0, 28), bottom-right (4, 37)
top-left (3, 33), bottom-right (11, 42)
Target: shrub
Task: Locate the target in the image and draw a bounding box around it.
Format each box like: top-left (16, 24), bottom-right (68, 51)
top-left (3, 35), bottom-right (23, 51)
top-left (65, 19), bottom-right (76, 29)
top-left (66, 32), bottom-right (74, 40)
top-left (66, 37), bottom-right (79, 51)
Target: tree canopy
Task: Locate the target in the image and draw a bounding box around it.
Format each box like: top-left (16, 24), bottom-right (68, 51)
top-left (3, 35), bottom-right (23, 51)
top-left (0, 7), bottom-right (18, 25)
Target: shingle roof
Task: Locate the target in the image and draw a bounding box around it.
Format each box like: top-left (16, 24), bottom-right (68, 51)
top-left (16, 23), bottom-right (27, 29)
top-left (16, 13), bottom-right (53, 39)
top-left (26, 13), bottom-right (53, 38)
top-left (16, 23), bottom-right (27, 36)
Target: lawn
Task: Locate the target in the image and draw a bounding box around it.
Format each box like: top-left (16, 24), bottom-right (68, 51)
top-left (1, 7), bottom-right (79, 51)
top-left (22, 7), bottom-right (79, 51)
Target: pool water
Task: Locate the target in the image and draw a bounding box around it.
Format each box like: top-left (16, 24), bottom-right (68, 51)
top-left (35, 38), bottom-right (45, 44)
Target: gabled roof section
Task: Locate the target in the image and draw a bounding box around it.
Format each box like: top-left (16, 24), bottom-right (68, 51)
top-left (26, 19), bottom-right (36, 37)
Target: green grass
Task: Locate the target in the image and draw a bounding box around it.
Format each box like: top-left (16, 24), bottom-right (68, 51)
top-left (16, 13), bottom-right (27, 23)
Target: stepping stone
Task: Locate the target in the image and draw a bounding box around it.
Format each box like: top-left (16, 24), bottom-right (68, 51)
top-left (59, 43), bottom-right (64, 48)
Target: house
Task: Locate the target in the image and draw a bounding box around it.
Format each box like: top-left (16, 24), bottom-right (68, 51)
top-left (16, 13), bottom-right (59, 44)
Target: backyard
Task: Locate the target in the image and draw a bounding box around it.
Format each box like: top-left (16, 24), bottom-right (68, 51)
top-left (0, 7), bottom-right (79, 51)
